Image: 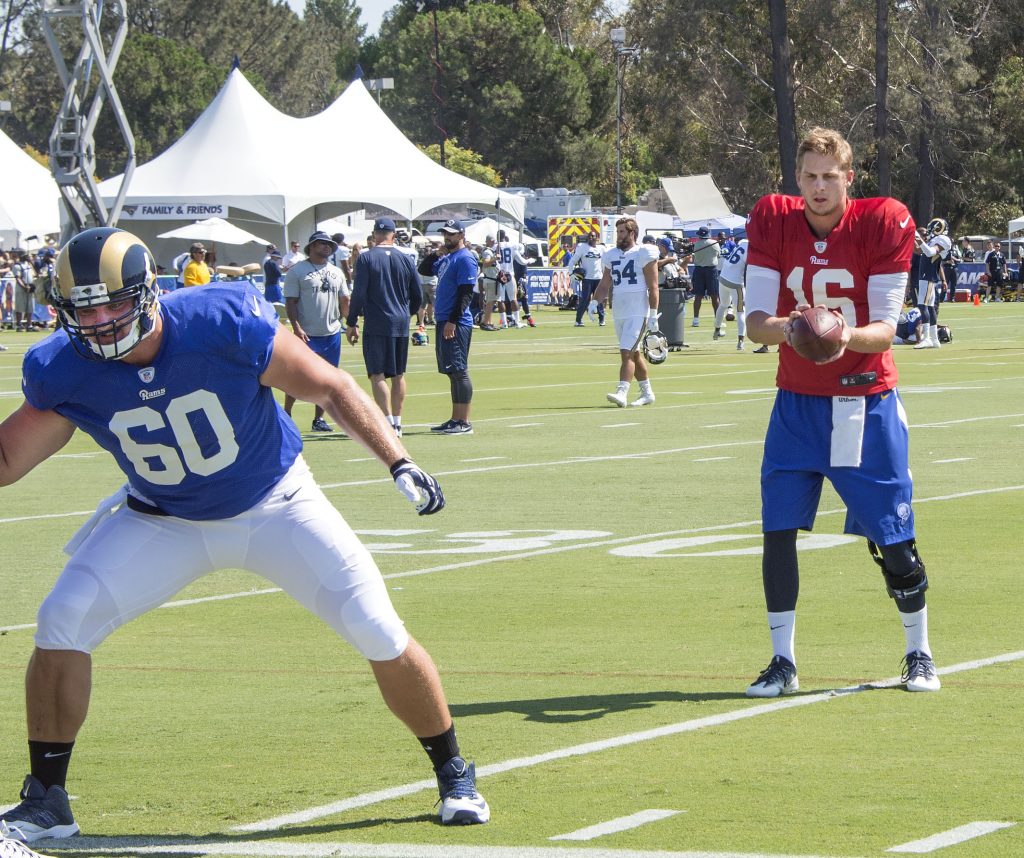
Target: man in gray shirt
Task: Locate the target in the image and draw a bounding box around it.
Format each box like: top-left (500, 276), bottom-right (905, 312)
top-left (282, 231), bottom-right (349, 431)
top-left (690, 226), bottom-right (721, 328)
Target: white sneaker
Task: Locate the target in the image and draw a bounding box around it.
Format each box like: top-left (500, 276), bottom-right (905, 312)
top-left (913, 339), bottom-right (935, 349)
top-left (606, 390), bottom-right (627, 407)
top-left (630, 392), bottom-right (655, 407)
top-left (930, 335), bottom-right (941, 349)
top-left (737, 341), bottom-right (745, 351)
top-left (746, 656), bottom-right (798, 698)
top-left (902, 651), bottom-right (941, 692)
top-left (691, 318), bottom-right (700, 327)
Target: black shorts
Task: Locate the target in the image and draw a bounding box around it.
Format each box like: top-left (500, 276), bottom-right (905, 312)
top-left (435, 323), bottom-right (472, 374)
top-left (692, 266), bottom-right (720, 298)
top-left (362, 334), bottom-right (409, 378)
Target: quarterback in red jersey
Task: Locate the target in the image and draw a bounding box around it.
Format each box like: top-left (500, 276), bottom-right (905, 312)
top-left (743, 127), bottom-right (940, 697)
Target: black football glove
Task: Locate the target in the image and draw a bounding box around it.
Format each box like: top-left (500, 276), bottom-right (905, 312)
top-left (389, 458), bottom-right (445, 515)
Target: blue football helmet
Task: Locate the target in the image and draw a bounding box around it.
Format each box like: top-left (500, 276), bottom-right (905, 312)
top-left (53, 227), bottom-right (159, 360)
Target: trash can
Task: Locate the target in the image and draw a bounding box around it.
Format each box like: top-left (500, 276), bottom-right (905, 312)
top-left (659, 286), bottom-right (687, 348)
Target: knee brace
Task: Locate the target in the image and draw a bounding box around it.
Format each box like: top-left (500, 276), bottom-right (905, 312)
top-left (868, 539), bottom-right (928, 601)
top-left (449, 370), bottom-right (473, 405)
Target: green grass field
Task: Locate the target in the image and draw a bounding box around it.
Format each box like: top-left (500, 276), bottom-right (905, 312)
top-left (1, 300), bottom-right (1022, 858)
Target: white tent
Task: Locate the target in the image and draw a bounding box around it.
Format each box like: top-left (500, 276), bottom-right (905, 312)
top-left (98, 70), bottom-right (524, 236)
top-left (1009, 216), bottom-right (1024, 237)
top-left (659, 174), bottom-right (734, 221)
top-left (0, 128), bottom-right (61, 249)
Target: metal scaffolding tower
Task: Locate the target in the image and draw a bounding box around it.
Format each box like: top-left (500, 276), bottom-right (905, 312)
top-left (42, 0), bottom-right (135, 239)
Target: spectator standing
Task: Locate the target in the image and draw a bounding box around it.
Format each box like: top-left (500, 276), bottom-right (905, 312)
top-left (345, 217), bottom-right (422, 438)
top-left (430, 220), bottom-right (477, 435)
top-left (959, 237), bottom-right (975, 262)
top-left (592, 217), bottom-right (660, 408)
top-left (330, 233), bottom-right (353, 284)
top-left (689, 226), bottom-right (721, 327)
top-left (477, 243), bottom-right (500, 330)
top-left (282, 231), bottom-right (346, 432)
top-left (568, 229), bottom-right (607, 327)
top-left (281, 240), bottom-right (304, 272)
top-left (744, 126), bottom-right (939, 698)
top-left (171, 247), bottom-right (190, 289)
top-left (0, 227), bottom-right (489, 844)
top-left (181, 243), bottom-right (211, 287)
top-left (262, 248), bottom-right (284, 304)
top-left (11, 250), bottom-right (34, 332)
top-left (715, 238), bottom-right (749, 350)
top-left (416, 242), bottom-right (441, 327)
top-left (983, 240), bottom-right (1007, 303)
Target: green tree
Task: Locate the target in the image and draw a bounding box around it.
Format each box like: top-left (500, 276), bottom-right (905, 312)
top-left (419, 137), bottom-right (502, 185)
top-left (368, 3), bottom-right (609, 187)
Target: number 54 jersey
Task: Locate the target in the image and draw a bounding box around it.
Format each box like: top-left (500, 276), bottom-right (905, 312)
top-left (746, 194), bottom-right (915, 397)
top-left (22, 284), bottom-right (303, 520)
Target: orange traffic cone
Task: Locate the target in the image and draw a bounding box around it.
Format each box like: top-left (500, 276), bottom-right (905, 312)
top-left (973, 293), bottom-right (980, 306)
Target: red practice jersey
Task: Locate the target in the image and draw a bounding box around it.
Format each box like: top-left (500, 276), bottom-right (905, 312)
top-left (746, 194), bottom-right (915, 397)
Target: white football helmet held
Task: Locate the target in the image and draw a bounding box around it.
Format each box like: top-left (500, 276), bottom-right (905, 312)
top-left (642, 329), bottom-right (669, 364)
top-left (53, 227), bottom-right (159, 361)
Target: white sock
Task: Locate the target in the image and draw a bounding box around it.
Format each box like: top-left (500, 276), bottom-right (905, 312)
top-left (768, 610), bottom-right (796, 665)
top-left (639, 379), bottom-right (652, 395)
top-left (617, 381), bottom-right (629, 394)
top-left (900, 606), bottom-right (931, 656)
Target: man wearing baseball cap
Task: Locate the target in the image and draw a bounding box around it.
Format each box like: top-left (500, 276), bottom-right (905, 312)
top-left (345, 217), bottom-right (422, 438)
top-left (182, 243), bottom-right (211, 287)
top-left (282, 232), bottom-right (348, 431)
top-left (690, 226), bottom-right (721, 327)
top-left (430, 220), bottom-right (477, 434)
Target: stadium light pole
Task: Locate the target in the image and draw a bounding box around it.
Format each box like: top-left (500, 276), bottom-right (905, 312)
top-left (610, 27), bottom-right (639, 212)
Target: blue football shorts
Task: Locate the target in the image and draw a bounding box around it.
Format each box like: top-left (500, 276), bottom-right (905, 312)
top-left (307, 332), bottom-right (342, 368)
top-left (761, 388), bottom-right (915, 546)
top-left (435, 322), bottom-right (472, 374)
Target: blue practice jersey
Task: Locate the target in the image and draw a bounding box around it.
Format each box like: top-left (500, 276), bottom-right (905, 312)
top-left (433, 247), bottom-right (477, 326)
top-left (22, 284), bottom-right (303, 520)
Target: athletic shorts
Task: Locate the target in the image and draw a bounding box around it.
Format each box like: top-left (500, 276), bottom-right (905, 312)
top-left (307, 332), bottom-right (342, 367)
top-left (915, 279), bottom-right (936, 308)
top-left (435, 322), bottom-right (472, 374)
top-left (612, 290), bottom-right (649, 352)
top-left (14, 287), bottom-right (33, 315)
top-left (35, 457), bottom-right (409, 659)
top-left (761, 388), bottom-right (915, 546)
top-left (362, 333), bottom-right (409, 378)
top-left (692, 266), bottom-right (720, 298)
top-left (482, 277), bottom-right (500, 303)
top-left (264, 282), bottom-right (283, 304)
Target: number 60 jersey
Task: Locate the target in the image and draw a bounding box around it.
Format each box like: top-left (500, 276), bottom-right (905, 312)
top-left (22, 284), bottom-right (303, 520)
top-left (746, 194), bottom-right (916, 397)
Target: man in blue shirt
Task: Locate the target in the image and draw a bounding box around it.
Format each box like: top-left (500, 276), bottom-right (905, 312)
top-left (430, 220), bottom-right (477, 435)
top-left (345, 217), bottom-right (422, 438)
top-left (0, 227), bottom-right (489, 844)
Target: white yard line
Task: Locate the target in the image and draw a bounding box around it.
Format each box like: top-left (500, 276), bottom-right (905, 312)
top-left (33, 840), bottom-right (867, 858)
top-left (550, 809), bottom-right (683, 841)
top-left (887, 821), bottom-right (1016, 853)
top-left (233, 650), bottom-right (1024, 834)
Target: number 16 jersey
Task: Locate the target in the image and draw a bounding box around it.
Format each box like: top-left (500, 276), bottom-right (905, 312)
top-left (746, 194), bottom-right (915, 397)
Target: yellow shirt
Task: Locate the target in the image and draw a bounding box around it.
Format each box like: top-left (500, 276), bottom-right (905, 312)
top-left (183, 260), bottom-right (211, 287)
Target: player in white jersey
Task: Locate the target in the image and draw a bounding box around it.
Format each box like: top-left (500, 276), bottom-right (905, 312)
top-left (494, 230), bottom-right (530, 327)
top-left (592, 217), bottom-right (660, 407)
top-left (567, 230), bottom-right (607, 326)
top-left (913, 218), bottom-right (951, 349)
top-left (715, 238), bottom-right (749, 350)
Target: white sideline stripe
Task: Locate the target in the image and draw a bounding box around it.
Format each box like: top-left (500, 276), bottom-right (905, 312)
top-left (30, 840), bottom-right (863, 858)
top-left (510, 423), bottom-right (543, 428)
top-left (233, 650), bottom-right (1024, 834)
top-left (931, 458), bottom-right (972, 464)
top-left (914, 411), bottom-right (1024, 428)
top-left (603, 422), bottom-right (642, 428)
top-left (693, 456), bottom-right (733, 462)
top-left (550, 809), bottom-right (683, 841)
top-left (887, 821), bottom-right (1016, 852)
top-left (702, 423), bottom-right (736, 428)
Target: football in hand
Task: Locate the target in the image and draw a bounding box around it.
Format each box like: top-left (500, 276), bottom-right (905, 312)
top-left (788, 307), bottom-right (844, 362)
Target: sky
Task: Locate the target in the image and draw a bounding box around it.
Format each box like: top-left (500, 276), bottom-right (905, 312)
top-left (285, 0), bottom-right (394, 37)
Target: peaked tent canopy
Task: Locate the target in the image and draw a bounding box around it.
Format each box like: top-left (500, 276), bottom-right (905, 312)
top-left (0, 128), bottom-right (61, 248)
top-left (1009, 216), bottom-right (1024, 235)
top-left (98, 70), bottom-right (523, 226)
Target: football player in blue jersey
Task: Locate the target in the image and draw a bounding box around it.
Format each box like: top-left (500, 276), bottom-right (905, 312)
top-left (0, 227), bottom-right (489, 844)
